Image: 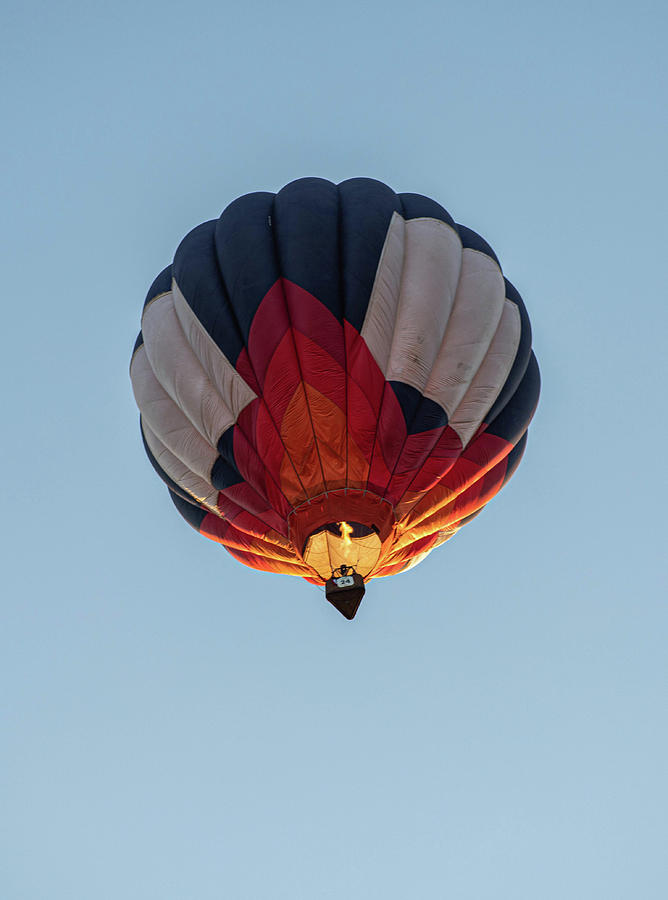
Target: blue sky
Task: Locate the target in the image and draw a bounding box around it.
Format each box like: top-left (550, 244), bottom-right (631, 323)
top-left (2, 1), bottom-right (667, 897)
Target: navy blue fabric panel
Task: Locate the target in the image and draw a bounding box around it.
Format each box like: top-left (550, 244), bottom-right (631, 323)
top-left (389, 381), bottom-right (448, 433)
top-left (397, 192), bottom-right (456, 228)
top-left (405, 396), bottom-right (450, 434)
top-left (485, 352), bottom-right (540, 444)
top-left (173, 220), bottom-right (245, 365)
top-left (212, 427), bottom-right (243, 490)
top-left (272, 178), bottom-right (342, 320)
top-left (502, 430), bottom-right (528, 485)
top-left (456, 224), bottom-right (501, 268)
top-left (132, 331), bottom-right (143, 356)
top-left (140, 419), bottom-right (202, 507)
top-left (215, 428), bottom-right (242, 482)
top-left (211, 455), bottom-right (243, 491)
top-left (485, 278), bottom-right (534, 425)
top-left (169, 488), bottom-right (208, 532)
top-left (214, 191), bottom-right (279, 342)
top-left (143, 265), bottom-right (172, 308)
top-left (338, 178), bottom-right (403, 333)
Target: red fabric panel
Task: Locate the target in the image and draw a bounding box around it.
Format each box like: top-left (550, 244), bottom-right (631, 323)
top-left (402, 431), bottom-right (512, 530)
top-left (283, 280), bottom-right (346, 368)
top-left (344, 321), bottom-right (386, 488)
top-left (200, 513), bottom-right (291, 557)
top-left (372, 533), bottom-right (440, 576)
top-left (224, 544), bottom-right (311, 577)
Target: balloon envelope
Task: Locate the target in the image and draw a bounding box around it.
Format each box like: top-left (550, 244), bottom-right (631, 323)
top-left (130, 178), bottom-right (540, 600)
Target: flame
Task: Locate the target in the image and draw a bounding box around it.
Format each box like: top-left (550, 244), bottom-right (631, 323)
top-left (339, 521), bottom-right (353, 545)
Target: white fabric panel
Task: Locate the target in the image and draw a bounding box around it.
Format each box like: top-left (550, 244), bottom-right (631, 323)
top-left (141, 420), bottom-right (220, 512)
top-left (142, 292), bottom-right (238, 447)
top-left (385, 218), bottom-right (462, 389)
top-left (359, 212), bottom-right (405, 372)
top-left (423, 248), bottom-right (506, 415)
top-left (130, 345), bottom-right (219, 484)
top-left (172, 280), bottom-right (257, 419)
top-left (448, 299), bottom-right (521, 446)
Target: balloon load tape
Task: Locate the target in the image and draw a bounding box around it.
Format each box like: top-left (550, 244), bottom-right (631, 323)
top-left (325, 567), bottom-right (366, 620)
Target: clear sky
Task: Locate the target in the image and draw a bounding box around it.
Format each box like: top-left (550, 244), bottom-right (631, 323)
top-left (2, 1), bottom-right (667, 897)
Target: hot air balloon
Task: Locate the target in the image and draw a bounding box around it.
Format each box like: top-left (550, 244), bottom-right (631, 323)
top-left (130, 178), bottom-right (540, 618)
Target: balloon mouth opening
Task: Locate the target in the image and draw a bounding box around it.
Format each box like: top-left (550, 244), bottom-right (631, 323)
top-left (301, 521), bottom-right (383, 581)
top-left (286, 490), bottom-right (396, 583)
top-left (307, 521), bottom-right (379, 549)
